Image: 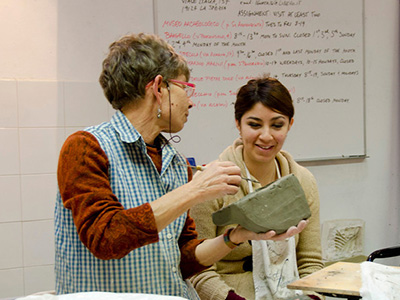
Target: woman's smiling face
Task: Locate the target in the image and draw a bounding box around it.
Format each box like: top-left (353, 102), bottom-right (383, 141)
top-left (236, 102), bottom-right (293, 165)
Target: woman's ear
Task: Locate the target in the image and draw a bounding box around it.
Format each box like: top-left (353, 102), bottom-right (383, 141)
top-left (288, 118), bottom-right (294, 131)
top-left (235, 119), bottom-right (241, 134)
top-left (152, 75), bottom-right (164, 103)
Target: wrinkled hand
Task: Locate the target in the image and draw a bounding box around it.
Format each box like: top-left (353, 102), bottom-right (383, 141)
top-left (190, 160), bottom-right (242, 203)
top-left (230, 220), bottom-right (308, 244)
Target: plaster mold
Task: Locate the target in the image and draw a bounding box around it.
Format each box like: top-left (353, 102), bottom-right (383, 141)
top-left (321, 219), bottom-right (365, 262)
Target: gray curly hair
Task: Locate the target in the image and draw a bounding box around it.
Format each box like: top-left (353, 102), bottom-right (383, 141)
top-left (99, 33), bottom-right (190, 110)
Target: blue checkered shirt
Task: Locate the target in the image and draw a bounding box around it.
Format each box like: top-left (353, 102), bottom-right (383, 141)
top-left (55, 110), bottom-right (199, 299)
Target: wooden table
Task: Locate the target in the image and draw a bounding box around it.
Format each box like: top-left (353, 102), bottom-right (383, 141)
top-left (287, 262), bottom-right (363, 299)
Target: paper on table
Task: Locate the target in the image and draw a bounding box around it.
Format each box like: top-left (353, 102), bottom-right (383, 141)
top-left (359, 261), bottom-right (400, 300)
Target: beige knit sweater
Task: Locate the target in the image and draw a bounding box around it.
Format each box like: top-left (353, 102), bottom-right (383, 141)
top-left (190, 139), bottom-right (324, 300)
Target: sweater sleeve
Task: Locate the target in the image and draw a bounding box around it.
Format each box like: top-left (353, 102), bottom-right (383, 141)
top-left (295, 166), bottom-right (325, 277)
top-left (57, 131), bottom-right (159, 260)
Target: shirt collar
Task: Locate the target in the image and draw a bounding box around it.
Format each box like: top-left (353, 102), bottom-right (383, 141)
top-left (110, 110), bottom-right (179, 159)
top-left (111, 110), bottom-right (143, 144)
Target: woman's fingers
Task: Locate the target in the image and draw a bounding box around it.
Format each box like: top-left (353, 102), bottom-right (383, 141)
top-left (233, 219), bottom-right (309, 243)
top-left (267, 220), bottom-right (309, 241)
top-left (190, 160), bottom-right (242, 201)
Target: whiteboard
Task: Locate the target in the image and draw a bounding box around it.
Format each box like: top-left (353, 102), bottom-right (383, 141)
top-left (154, 0), bottom-right (365, 163)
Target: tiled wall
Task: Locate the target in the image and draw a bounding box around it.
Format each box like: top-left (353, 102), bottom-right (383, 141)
top-left (0, 0), bottom-right (152, 297)
top-left (0, 79), bottom-right (114, 298)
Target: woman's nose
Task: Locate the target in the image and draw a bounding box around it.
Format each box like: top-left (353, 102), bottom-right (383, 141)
top-left (188, 98), bottom-right (194, 109)
top-left (260, 128), bottom-right (274, 141)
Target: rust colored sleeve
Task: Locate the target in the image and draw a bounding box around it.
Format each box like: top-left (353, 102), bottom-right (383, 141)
top-left (176, 158), bottom-right (207, 279)
top-left (178, 212), bottom-right (208, 279)
top-left (57, 131), bottom-right (159, 260)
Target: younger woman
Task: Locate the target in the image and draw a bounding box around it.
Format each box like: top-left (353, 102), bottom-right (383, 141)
top-left (190, 76), bottom-right (324, 300)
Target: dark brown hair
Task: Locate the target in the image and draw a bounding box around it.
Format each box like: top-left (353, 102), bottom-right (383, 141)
top-left (235, 76), bottom-right (294, 122)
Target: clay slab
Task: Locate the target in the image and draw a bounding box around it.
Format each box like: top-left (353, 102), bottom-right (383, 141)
top-left (212, 174), bottom-right (311, 234)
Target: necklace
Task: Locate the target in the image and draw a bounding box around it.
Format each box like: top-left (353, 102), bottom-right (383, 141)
top-left (244, 159), bottom-right (281, 191)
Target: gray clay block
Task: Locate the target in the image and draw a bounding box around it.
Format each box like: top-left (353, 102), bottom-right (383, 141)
top-left (212, 174), bottom-right (311, 234)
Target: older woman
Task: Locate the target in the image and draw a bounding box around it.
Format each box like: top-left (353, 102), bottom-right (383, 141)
top-left (190, 77), bottom-right (324, 300)
top-left (54, 35), bottom-right (306, 299)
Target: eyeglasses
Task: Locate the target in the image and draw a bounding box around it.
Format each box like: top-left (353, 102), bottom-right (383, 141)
top-left (168, 79), bottom-right (196, 98)
top-left (145, 79), bottom-right (196, 98)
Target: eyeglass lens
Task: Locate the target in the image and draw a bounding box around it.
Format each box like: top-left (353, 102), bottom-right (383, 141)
top-left (185, 86), bottom-right (194, 97)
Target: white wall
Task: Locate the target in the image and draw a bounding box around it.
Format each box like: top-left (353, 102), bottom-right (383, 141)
top-left (0, 0), bottom-right (398, 298)
top-left (305, 0), bottom-right (400, 259)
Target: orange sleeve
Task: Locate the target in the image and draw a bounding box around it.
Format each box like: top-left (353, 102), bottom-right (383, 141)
top-left (177, 158), bottom-right (209, 279)
top-left (57, 131), bottom-right (159, 260)
top-left (178, 212), bottom-right (208, 279)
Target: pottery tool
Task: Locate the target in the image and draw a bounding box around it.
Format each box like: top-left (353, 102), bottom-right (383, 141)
top-left (181, 164), bottom-right (260, 184)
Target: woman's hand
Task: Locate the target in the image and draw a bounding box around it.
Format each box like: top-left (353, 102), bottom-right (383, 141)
top-left (229, 220), bottom-right (308, 244)
top-left (195, 220), bottom-right (308, 266)
top-left (189, 160), bottom-right (242, 204)
top-left (150, 160), bottom-right (241, 232)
